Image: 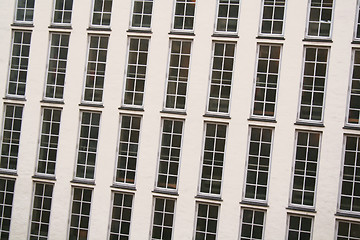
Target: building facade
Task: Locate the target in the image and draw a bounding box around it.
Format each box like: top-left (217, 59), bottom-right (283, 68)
top-left (0, 0), bottom-right (360, 239)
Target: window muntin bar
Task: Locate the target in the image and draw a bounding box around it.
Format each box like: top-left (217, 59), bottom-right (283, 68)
top-left (150, 197), bottom-right (176, 240)
top-left (130, 0), bottom-right (153, 29)
top-left (286, 215), bottom-right (313, 240)
top-left (259, 0), bottom-right (286, 36)
top-left (52, 0), bottom-right (73, 24)
top-left (91, 0), bottom-right (113, 27)
top-left (108, 192), bottom-right (133, 239)
top-left (346, 49), bottom-right (360, 126)
top-left (239, 208), bottom-right (266, 240)
top-left (194, 203), bottom-right (219, 240)
top-left (215, 0), bottom-right (240, 33)
top-left (172, 0), bottom-right (196, 31)
top-left (306, 0), bottom-right (334, 38)
top-left (336, 221), bottom-right (360, 240)
top-left (14, 0), bottom-right (35, 23)
top-left (0, 178), bottom-right (15, 239)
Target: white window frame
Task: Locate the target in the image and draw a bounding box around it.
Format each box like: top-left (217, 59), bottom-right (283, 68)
top-left (163, 39), bottom-right (193, 112)
top-left (251, 44), bottom-right (282, 119)
top-left (238, 208), bottom-right (266, 240)
top-left (297, 46), bottom-right (330, 123)
top-left (305, 0), bottom-right (335, 39)
top-left (67, 187), bottom-right (93, 240)
top-left (336, 220), bottom-right (360, 239)
top-left (43, 32), bottom-right (70, 101)
top-left (51, 0), bottom-right (74, 25)
top-left (129, 0), bottom-right (154, 30)
top-left (258, 0), bottom-right (287, 37)
top-left (28, 182), bottom-right (54, 240)
top-left (198, 122), bottom-right (228, 197)
top-left (107, 191), bottom-right (134, 240)
top-left (35, 108), bottom-right (62, 176)
top-left (214, 0), bottom-right (241, 34)
top-left (193, 202), bottom-right (220, 240)
top-left (122, 37), bottom-right (150, 109)
top-left (90, 0), bottom-right (113, 27)
top-left (150, 197), bottom-right (176, 240)
top-left (286, 214), bottom-right (314, 240)
top-left (14, 0), bottom-right (35, 23)
top-left (345, 49), bottom-right (360, 127)
top-left (0, 177), bottom-right (15, 239)
top-left (7, 31), bottom-right (32, 98)
top-left (114, 114), bottom-right (142, 186)
top-left (171, 0), bottom-right (197, 32)
top-left (74, 111), bottom-right (101, 181)
top-left (242, 126), bottom-right (274, 203)
top-left (354, 0), bottom-right (360, 41)
top-left (206, 41), bottom-right (236, 116)
top-left (155, 118), bottom-right (184, 192)
top-left (82, 34), bottom-right (109, 104)
top-left (289, 131), bottom-right (322, 209)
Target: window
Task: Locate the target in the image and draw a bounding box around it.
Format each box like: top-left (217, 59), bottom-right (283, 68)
top-left (83, 35), bottom-right (109, 103)
top-left (108, 192), bottom-right (133, 240)
top-left (243, 127), bottom-right (273, 201)
top-left (7, 31), bottom-right (32, 97)
top-left (346, 49), bottom-right (360, 126)
top-left (122, 38), bottom-right (149, 107)
top-left (259, 0), bottom-right (286, 36)
top-left (0, 178), bottom-right (15, 240)
top-left (130, 0), bottom-right (153, 29)
top-left (336, 221), bottom-right (360, 240)
top-left (286, 215), bottom-right (313, 240)
top-left (68, 187), bottom-right (92, 240)
top-left (164, 40), bottom-right (192, 111)
top-left (0, 104), bottom-right (24, 170)
top-left (115, 115), bottom-right (141, 185)
top-left (172, 0), bottom-right (196, 31)
top-left (36, 108), bottom-right (62, 176)
top-left (194, 203), bottom-right (219, 240)
top-left (150, 197), bottom-right (176, 240)
top-left (199, 122), bottom-right (227, 196)
top-left (44, 33), bottom-right (70, 100)
top-left (75, 111), bottom-right (101, 180)
top-left (306, 0), bottom-right (334, 38)
top-left (290, 131), bottom-right (321, 207)
top-left (214, 0), bottom-right (240, 33)
top-left (156, 119), bottom-right (184, 190)
top-left (339, 135), bottom-right (360, 214)
top-left (239, 208), bottom-right (266, 240)
top-left (52, 0), bottom-right (73, 25)
top-left (14, 0), bottom-right (35, 23)
top-left (29, 182), bottom-right (54, 240)
top-left (91, 0), bottom-right (112, 27)
top-left (251, 44), bottom-right (282, 118)
top-left (207, 42), bottom-right (236, 114)
top-left (355, 1), bottom-right (360, 41)
top-left (298, 47), bottom-right (329, 122)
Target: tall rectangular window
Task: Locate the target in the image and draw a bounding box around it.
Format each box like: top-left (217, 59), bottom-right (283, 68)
top-left (239, 208), bottom-right (266, 240)
top-left (355, 1), bottom-right (360, 41)
top-left (83, 35), bottom-right (109, 103)
top-left (44, 33), bottom-right (70, 100)
top-left (52, 0), bottom-right (73, 25)
top-left (306, 0), bottom-right (334, 38)
top-left (75, 111), bottom-right (101, 180)
top-left (150, 197), bottom-right (176, 240)
top-left (194, 203), bottom-right (219, 240)
top-left (156, 119), bottom-right (184, 190)
top-left (339, 135), bottom-right (360, 214)
top-left (290, 131), bottom-right (321, 207)
top-left (207, 42), bottom-right (236, 114)
top-left (91, 0), bottom-right (112, 27)
top-left (199, 123), bottom-right (227, 196)
top-left (115, 115), bottom-right (141, 185)
top-left (122, 38), bottom-right (149, 107)
top-left (252, 44), bottom-right (282, 118)
top-left (29, 182), bottom-right (54, 240)
top-left (243, 127), bottom-right (273, 202)
top-left (14, 0), bottom-right (35, 23)
top-left (0, 178), bottom-right (15, 240)
top-left (286, 215), bottom-right (313, 240)
top-left (259, 0), bottom-right (286, 36)
top-left (336, 221), bottom-right (360, 240)
top-left (68, 188), bottom-right (92, 240)
top-left (36, 108), bottom-right (62, 176)
top-left (172, 0), bottom-right (196, 31)
top-left (0, 104), bottom-right (24, 170)
top-left (214, 0), bottom-right (240, 33)
top-left (164, 40), bottom-right (192, 111)
top-left (298, 47), bottom-right (329, 122)
top-left (346, 49), bottom-right (360, 126)
top-left (7, 31), bottom-right (32, 97)
top-left (108, 192), bottom-right (133, 240)
top-left (130, 0), bottom-right (153, 29)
